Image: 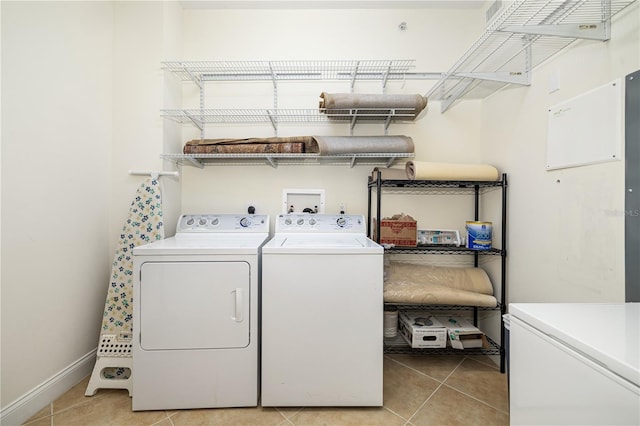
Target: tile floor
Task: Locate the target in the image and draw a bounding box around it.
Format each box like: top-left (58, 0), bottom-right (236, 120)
top-left (24, 354), bottom-right (509, 426)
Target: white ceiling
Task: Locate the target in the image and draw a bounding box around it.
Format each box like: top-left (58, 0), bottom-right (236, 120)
top-left (179, 0), bottom-right (489, 9)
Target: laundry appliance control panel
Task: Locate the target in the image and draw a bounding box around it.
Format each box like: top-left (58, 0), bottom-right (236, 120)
top-left (275, 214), bottom-right (366, 233)
top-left (177, 214), bottom-right (269, 233)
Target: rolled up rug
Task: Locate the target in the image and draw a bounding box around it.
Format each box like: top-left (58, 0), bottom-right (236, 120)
top-left (183, 136), bottom-right (315, 154)
top-left (319, 92), bottom-right (428, 119)
top-left (313, 135), bottom-right (414, 155)
top-left (405, 161), bottom-right (499, 181)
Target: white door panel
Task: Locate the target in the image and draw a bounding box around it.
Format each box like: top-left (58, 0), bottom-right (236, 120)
top-left (140, 261), bottom-right (250, 350)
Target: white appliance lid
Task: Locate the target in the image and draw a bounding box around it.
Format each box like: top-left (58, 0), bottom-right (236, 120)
top-left (509, 303), bottom-right (640, 387)
top-left (133, 233), bottom-right (270, 255)
top-left (262, 234), bottom-right (382, 254)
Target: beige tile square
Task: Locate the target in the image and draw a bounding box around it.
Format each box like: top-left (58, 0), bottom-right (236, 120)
top-left (170, 406), bottom-right (286, 426)
top-left (23, 404), bottom-right (51, 425)
top-left (49, 390), bottom-right (166, 426)
top-left (274, 406), bottom-right (303, 420)
top-left (288, 407), bottom-right (405, 426)
top-left (444, 358), bottom-right (508, 412)
top-left (383, 357), bottom-right (441, 419)
top-left (410, 385), bottom-right (509, 426)
top-left (387, 354), bottom-right (465, 382)
top-left (51, 375), bottom-right (129, 415)
top-left (51, 376), bottom-right (95, 413)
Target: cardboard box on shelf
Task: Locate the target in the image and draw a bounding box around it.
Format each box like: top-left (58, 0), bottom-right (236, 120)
top-left (435, 315), bottom-right (489, 350)
top-left (373, 213), bottom-right (417, 247)
top-left (398, 310), bottom-right (447, 348)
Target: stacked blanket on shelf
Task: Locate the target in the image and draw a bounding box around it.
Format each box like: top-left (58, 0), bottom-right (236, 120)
top-left (384, 261), bottom-right (497, 307)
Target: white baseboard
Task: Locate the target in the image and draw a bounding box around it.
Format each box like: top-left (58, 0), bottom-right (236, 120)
top-left (0, 349), bottom-right (97, 426)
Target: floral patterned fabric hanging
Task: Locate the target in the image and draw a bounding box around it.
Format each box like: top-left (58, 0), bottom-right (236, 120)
top-left (101, 178), bottom-right (164, 334)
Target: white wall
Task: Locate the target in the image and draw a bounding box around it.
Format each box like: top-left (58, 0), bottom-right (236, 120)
top-left (1, 0), bottom-right (113, 409)
top-left (111, 1), bottom-right (183, 250)
top-left (179, 7), bottom-right (487, 224)
top-left (0, 1), bottom-right (183, 422)
top-left (481, 3), bottom-right (640, 303)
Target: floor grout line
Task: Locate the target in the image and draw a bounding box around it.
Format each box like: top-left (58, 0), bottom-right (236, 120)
top-left (440, 383), bottom-right (510, 416)
top-left (383, 405), bottom-right (411, 424)
top-left (385, 355), bottom-right (452, 384)
top-left (404, 356), bottom-right (466, 425)
top-left (24, 356), bottom-right (509, 425)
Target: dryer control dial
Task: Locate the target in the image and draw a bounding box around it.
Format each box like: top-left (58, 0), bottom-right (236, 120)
top-left (336, 217), bottom-right (347, 227)
top-left (239, 217), bottom-right (252, 228)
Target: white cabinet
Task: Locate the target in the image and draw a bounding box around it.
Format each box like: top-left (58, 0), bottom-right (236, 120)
top-left (509, 303), bottom-right (640, 425)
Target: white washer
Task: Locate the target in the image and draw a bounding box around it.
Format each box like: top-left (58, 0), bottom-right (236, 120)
top-left (509, 303), bottom-right (639, 425)
top-left (132, 214), bottom-right (269, 411)
top-left (261, 214), bottom-right (384, 406)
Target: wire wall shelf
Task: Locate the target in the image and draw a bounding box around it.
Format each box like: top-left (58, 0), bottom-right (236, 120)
top-left (384, 334), bottom-right (502, 356)
top-left (385, 246), bottom-right (504, 256)
top-left (161, 108), bottom-right (425, 131)
top-left (388, 303), bottom-right (503, 311)
top-left (162, 60), bottom-right (432, 84)
top-left (161, 152), bottom-right (415, 169)
top-left (427, 0), bottom-right (638, 112)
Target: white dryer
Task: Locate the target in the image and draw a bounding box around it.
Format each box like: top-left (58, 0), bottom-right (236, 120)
top-left (132, 214), bottom-right (269, 411)
top-left (261, 214), bottom-right (384, 407)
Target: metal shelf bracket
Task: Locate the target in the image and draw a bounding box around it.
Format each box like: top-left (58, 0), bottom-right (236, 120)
top-left (265, 156), bottom-right (277, 168)
top-left (184, 156), bottom-right (204, 169)
top-left (500, 22), bottom-right (611, 40)
top-left (183, 111), bottom-right (204, 131)
top-left (454, 71), bottom-right (530, 85)
top-left (427, 0), bottom-right (634, 113)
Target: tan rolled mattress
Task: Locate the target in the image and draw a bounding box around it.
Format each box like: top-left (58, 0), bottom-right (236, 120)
top-left (384, 261), bottom-right (497, 307)
top-left (405, 161), bottom-right (500, 181)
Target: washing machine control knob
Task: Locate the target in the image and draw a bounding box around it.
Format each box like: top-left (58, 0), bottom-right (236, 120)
top-left (284, 217), bottom-right (292, 226)
top-left (308, 218), bottom-right (317, 226)
top-left (296, 218), bottom-right (305, 226)
top-left (186, 217), bottom-right (195, 226)
top-left (199, 218), bottom-right (207, 226)
top-left (239, 217), bottom-right (252, 227)
top-left (211, 217), bottom-right (220, 226)
top-left (336, 217), bottom-right (347, 227)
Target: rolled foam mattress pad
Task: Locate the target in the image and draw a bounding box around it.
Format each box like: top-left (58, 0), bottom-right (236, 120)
top-left (384, 262), bottom-right (497, 307)
top-left (405, 161), bottom-right (499, 181)
top-left (312, 135), bottom-right (414, 155)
